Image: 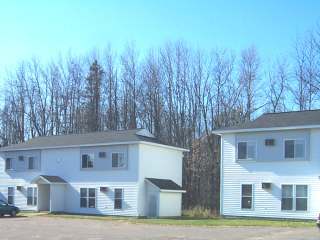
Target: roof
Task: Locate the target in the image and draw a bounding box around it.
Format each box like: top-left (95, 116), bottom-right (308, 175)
top-left (213, 110), bottom-right (320, 134)
top-left (145, 178), bottom-right (185, 192)
top-left (0, 129), bottom-right (187, 152)
top-left (33, 175), bottom-right (67, 184)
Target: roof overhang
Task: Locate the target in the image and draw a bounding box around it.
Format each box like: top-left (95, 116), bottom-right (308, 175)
top-left (145, 178), bottom-right (186, 193)
top-left (212, 124), bottom-right (320, 135)
top-left (31, 175), bottom-right (67, 185)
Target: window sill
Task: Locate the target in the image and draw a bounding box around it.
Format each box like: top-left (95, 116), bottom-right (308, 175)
top-left (241, 208), bottom-right (254, 211)
top-left (111, 167), bottom-right (127, 170)
top-left (281, 210), bottom-right (308, 213)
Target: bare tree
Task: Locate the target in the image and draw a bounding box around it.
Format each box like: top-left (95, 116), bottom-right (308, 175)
top-left (267, 60), bottom-right (288, 112)
top-left (239, 46), bottom-right (260, 120)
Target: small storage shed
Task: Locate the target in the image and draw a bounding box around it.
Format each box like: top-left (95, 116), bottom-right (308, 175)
top-left (145, 178), bottom-right (185, 217)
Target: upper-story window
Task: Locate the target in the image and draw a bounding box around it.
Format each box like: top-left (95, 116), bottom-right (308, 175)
top-left (98, 152), bottom-right (106, 158)
top-left (237, 141), bottom-right (256, 161)
top-left (284, 139), bottom-right (305, 160)
top-left (5, 158), bottom-right (12, 171)
top-left (81, 154), bottom-right (94, 169)
top-left (28, 157), bottom-right (35, 170)
top-left (112, 152), bottom-right (126, 168)
top-left (18, 156), bottom-right (24, 162)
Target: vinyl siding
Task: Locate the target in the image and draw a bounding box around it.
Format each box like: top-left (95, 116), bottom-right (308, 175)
top-left (0, 141), bottom-right (184, 217)
top-left (0, 184), bottom-right (38, 211)
top-left (221, 129), bottom-right (320, 219)
top-left (137, 143), bottom-right (184, 216)
top-left (64, 182), bottom-right (138, 216)
top-left (0, 144), bottom-right (140, 215)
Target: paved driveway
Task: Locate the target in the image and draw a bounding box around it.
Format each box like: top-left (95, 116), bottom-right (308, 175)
top-left (0, 216), bottom-right (319, 240)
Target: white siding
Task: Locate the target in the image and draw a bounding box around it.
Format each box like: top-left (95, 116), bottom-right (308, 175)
top-left (0, 184), bottom-right (38, 211)
top-left (221, 129), bottom-right (320, 219)
top-left (50, 184), bottom-right (65, 212)
top-left (159, 192), bottom-right (182, 217)
top-left (0, 144), bottom-right (140, 216)
top-left (64, 183), bottom-right (138, 216)
top-left (137, 143), bottom-right (184, 216)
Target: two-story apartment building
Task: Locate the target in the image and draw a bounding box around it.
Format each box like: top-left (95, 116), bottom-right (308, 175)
top-left (213, 110), bottom-right (320, 220)
top-left (0, 129), bottom-right (187, 217)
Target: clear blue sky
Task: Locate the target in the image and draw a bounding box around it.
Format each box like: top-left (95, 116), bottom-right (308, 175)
top-left (0, 0), bottom-right (319, 74)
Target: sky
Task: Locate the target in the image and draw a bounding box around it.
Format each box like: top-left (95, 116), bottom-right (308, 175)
top-left (0, 0), bottom-right (319, 80)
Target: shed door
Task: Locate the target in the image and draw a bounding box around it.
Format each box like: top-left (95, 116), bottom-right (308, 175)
top-left (148, 195), bottom-right (158, 217)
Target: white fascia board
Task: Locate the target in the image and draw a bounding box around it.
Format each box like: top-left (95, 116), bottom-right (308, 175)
top-left (31, 176), bottom-right (51, 184)
top-left (212, 125), bottom-right (320, 135)
top-left (140, 141), bottom-right (189, 152)
top-left (160, 189), bottom-right (186, 193)
top-left (145, 179), bottom-right (185, 193)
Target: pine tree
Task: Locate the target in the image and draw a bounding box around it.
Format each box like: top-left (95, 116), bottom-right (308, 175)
top-left (85, 60), bottom-right (104, 132)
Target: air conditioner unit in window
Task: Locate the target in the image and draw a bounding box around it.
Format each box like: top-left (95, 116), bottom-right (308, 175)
top-left (262, 182), bottom-right (271, 189)
top-left (265, 139), bottom-right (275, 146)
top-left (16, 186), bottom-right (23, 191)
top-left (100, 187), bottom-right (108, 192)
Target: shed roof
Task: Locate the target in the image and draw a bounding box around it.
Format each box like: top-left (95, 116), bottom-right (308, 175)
top-left (146, 178), bottom-right (185, 192)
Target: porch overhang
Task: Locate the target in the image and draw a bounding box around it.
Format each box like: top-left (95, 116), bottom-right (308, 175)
top-left (31, 175), bottom-right (68, 185)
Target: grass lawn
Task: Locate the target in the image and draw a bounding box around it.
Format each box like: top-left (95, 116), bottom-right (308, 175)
top-left (19, 212), bottom-right (316, 228)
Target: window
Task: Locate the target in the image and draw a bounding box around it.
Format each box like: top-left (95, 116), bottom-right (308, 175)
top-left (241, 184), bottom-right (253, 209)
top-left (281, 185), bottom-right (293, 210)
top-left (98, 152), bottom-right (106, 158)
top-left (112, 153), bottom-right (126, 168)
top-left (296, 185), bottom-right (308, 211)
top-left (27, 187), bottom-right (37, 206)
top-left (81, 154), bottom-right (94, 169)
top-left (80, 188), bottom-right (96, 208)
top-left (281, 185), bottom-right (308, 211)
top-left (114, 189), bottom-right (123, 209)
top-left (7, 187), bottom-right (14, 205)
top-left (5, 158), bottom-right (12, 170)
top-left (18, 156), bottom-right (24, 161)
top-left (28, 157), bottom-right (35, 170)
top-left (237, 141), bottom-right (256, 160)
top-left (284, 139), bottom-right (305, 160)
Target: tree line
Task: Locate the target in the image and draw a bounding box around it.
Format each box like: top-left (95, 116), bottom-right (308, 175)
top-left (1, 26), bottom-right (320, 211)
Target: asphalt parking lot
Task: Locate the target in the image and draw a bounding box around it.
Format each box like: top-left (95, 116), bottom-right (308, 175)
top-left (0, 216), bottom-right (319, 240)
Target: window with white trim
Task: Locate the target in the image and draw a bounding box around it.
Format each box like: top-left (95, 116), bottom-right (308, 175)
top-left (80, 188), bottom-right (96, 208)
top-left (114, 188), bottom-right (123, 209)
top-left (284, 139), bottom-right (305, 160)
top-left (237, 141), bottom-right (256, 160)
top-left (7, 187), bottom-right (14, 205)
top-left (112, 153), bottom-right (126, 168)
top-left (28, 157), bottom-right (35, 170)
top-left (27, 187), bottom-right (37, 206)
top-left (241, 184), bottom-right (253, 209)
top-left (81, 154), bottom-right (94, 169)
top-left (5, 158), bottom-right (12, 170)
top-left (281, 185), bottom-right (308, 211)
